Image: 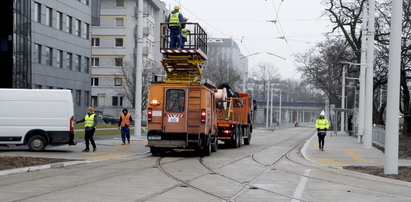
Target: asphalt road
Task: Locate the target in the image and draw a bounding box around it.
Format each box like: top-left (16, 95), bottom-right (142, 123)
top-left (1, 128), bottom-right (411, 201)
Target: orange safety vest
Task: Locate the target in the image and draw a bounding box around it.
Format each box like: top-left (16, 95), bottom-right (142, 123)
top-left (120, 113), bottom-right (131, 127)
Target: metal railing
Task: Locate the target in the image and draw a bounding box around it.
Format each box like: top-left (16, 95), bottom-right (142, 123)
top-left (372, 125), bottom-right (385, 148)
top-left (160, 23), bottom-right (207, 54)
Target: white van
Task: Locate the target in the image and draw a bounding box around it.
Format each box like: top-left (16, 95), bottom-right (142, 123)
top-left (0, 89), bottom-right (75, 151)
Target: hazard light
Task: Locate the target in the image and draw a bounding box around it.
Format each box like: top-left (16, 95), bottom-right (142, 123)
top-left (201, 109), bottom-right (206, 123)
top-left (148, 108), bottom-right (152, 121)
top-left (150, 98), bottom-right (160, 106)
top-left (70, 116), bottom-right (74, 132)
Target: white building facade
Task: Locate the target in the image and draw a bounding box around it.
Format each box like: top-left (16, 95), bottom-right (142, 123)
top-left (91, 0), bottom-right (168, 118)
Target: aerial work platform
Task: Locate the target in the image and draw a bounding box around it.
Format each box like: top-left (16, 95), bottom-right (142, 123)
top-left (160, 23), bottom-right (208, 83)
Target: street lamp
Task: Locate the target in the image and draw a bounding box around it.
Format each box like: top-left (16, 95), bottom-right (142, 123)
top-left (240, 52), bottom-right (260, 92)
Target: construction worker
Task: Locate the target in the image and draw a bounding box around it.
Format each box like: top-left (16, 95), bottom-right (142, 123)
top-left (118, 108), bottom-right (133, 145)
top-left (315, 111), bottom-right (329, 151)
top-left (180, 17), bottom-right (190, 49)
top-left (76, 107), bottom-right (97, 152)
top-left (168, 5), bottom-right (184, 49)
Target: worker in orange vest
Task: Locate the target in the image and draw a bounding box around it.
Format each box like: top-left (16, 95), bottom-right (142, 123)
top-left (118, 108), bottom-right (133, 145)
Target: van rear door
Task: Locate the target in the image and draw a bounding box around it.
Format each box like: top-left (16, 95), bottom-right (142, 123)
top-left (163, 88), bottom-right (187, 132)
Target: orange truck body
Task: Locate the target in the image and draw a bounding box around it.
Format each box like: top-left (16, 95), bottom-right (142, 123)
top-left (216, 92), bottom-right (253, 147)
top-left (147, 83), bottom-right (218, 155)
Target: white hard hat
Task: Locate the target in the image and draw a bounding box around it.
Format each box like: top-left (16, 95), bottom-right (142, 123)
top-left (320, 110), bottom-right (325, 116)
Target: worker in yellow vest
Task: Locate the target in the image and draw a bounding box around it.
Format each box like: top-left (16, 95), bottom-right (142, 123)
top-left (118, 108), bottom-right (133, 145)
top-left (168, 5), bottom-right (184, 49)
top-left (315, 112), bottom-right (329, 151)
top-left (77, 107), bottom-right (97, 152)
top-left (180, 17), bottom-right (190, 49)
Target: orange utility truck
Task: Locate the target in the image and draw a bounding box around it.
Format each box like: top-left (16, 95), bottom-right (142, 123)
top-left (216, 84), bottom-right (254, 147)
top-left (146, 23), bottom-right (218, 156)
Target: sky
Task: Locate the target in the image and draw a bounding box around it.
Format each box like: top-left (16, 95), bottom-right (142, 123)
top-left (160, 0), bottom-right (334, 80)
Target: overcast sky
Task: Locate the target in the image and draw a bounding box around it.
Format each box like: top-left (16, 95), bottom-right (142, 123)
top-left (160, 0), bottom-right (333, 80)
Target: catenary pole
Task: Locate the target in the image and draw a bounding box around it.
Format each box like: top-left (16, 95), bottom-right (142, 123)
top-left (266, 80), bottom-right (270, 128)
top-left (358, 5), bottom-right (368, 143)
top-left (364, 0), bottom-right (375, 149)
top-left (134, 0), bottom-right (144, 137)
top-left (384, 0), bottom-right (402, 175)
top-left (341, 65), bottom-right (346, 133)
top-left (270, 85), bottom-right (273, 126)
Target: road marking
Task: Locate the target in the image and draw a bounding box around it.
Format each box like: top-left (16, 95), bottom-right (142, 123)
top-left (291, 169), bottom-right (311, 202)
top-left (88, 152), bottom-right (136, 160)
top-left (311, 158), bottom-right (347, 167)
top-left (84, 142), bottom-right (145, 155)
top-left (344, 149), bottom-right (372, 162)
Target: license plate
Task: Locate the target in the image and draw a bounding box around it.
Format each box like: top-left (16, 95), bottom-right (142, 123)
top-left (149, 136), bottom-right (161, 140)
top-left (168, 117), bottom-right (179, 123)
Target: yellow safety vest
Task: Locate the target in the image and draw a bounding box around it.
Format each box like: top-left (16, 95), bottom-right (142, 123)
top-left (85, 114), bottom-right (96, 128)
top-left (169, 12), bottom-right (180, 27)
top-left (315, 118), bottom-right (329, 129)
top-left (182, 28), bottom-right (189, 38)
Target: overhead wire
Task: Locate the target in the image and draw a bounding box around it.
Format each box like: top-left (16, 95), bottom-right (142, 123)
top-left (268, 0), bottom-right (295, 54)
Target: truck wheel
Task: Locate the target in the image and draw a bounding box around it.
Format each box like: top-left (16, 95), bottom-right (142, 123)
top-left (202, 137), bottom-right (211, 156)
top-left (238, 127), bottom-right (242, 148)
top-left (211, 136), bottom-right (218, 152)
top-left (244, 127), bottom-right (251, 145)
top-left (28, 135), bottom-right (47, 152)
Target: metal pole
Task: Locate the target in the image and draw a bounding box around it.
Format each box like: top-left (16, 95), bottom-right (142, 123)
top-left (266, 80), bottom-right (269, 128)
top-left (133, 0), bottom-right (144, 137)
top-left (279, 90), bottom-right (282, 128)
top-left (358, 4), bottom-right (368, 143)
top-left (341, 65), bottom-right (346, 133)
top-left (364, 0), bottom-right (375, 149)
top-left (384, 0), bottom-right (402, 175)
top-left (270, 85), bottom-right (273, 126)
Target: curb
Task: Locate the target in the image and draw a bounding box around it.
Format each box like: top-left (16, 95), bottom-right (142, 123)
top-left (0, 160), bottom-right (94, 177)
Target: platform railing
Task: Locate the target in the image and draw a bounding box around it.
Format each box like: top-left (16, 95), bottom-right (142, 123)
top-left (160, 23), bottom-right (207, 54)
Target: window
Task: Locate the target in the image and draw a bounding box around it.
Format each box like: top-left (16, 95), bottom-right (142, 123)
top-left (46, 7), bottom-right (52, 27)
top-left (91, 77), bottom-right (99, 86)
top-left (98, 96), bottom-right (105, 107)
top-left (45, 47), bottom-right (52, 66)
top-left (76, 55), bottom-right (81, 71)
top-left (84, 23), bottom-right (89, 39)
top-left (114, 78), bottom-right (122, 86)
top-left (114, 58), bottom-right (123, 67)
top-left (166, 89), bottom-right (185, 112)
top-left (56, 49), bottom-right (63, 68)
top-left (34, 44), bottom-right (41, 64)
top-left (112, 96), bottom-right (118, 106)
top-left (76, 90), bottom-right (81, 106)
top-left (91, 96), bottom-right (98, 107)
top-left (91, 58), bottom-right (99, 66)
top-left (75, 19), bottom-right (81, 37)
top-left (115, 18), bottom-right (124, 27)
top-left (34, 2), bottom-right (41, 23)
top-left (57, 11), bottom-right (63, 30)
top-left (85, 57), bottom-right (90, 73)
top-left (84, 91), bottom-right (90, 106)
top-left (116, 0), bottom-right (125, 7)
top-left (115, 38), bottom-right (123, 47)
top-left (66, 15), bottom-right (72, 33)
top-left (84, 0), bottom-right (89, 6)
top-left (66, 52), bottom-right (73, 69)
top-left (91, 38), bottom-right (100, 47)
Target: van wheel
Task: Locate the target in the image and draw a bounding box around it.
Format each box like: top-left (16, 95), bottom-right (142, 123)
top-left (28, 135), bottom-right (47, 152)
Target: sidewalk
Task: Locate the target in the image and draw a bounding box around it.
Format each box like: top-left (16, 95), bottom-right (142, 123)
top-left (304, 132), bottom-right (411, 168)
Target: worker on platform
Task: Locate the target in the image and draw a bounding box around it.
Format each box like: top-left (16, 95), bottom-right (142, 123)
top-left (76, 107), bottom-right (97, 152)
top-left (118, 108), bottom-right (133, 145)
top-left (168, 5), bottom-right (184, 49)
top-left (180, 17), bottom-right (190, 49)
top-left (315, 111), bottom-right (329, 151)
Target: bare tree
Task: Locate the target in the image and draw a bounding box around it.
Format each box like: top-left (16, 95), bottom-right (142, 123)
top-left (203, 58), bottom-right (242, 89)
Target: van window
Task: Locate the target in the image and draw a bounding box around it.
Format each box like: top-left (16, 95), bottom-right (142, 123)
top-left (166, 89), bottom-right (185, 112)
